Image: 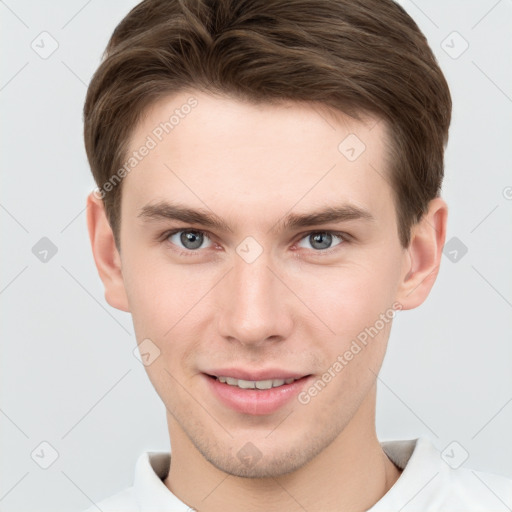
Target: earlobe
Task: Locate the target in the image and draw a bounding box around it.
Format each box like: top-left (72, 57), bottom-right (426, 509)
top-left (396, 197), bottom-right (448, 310)
top-left (86, 191), bottom-right (130, 312)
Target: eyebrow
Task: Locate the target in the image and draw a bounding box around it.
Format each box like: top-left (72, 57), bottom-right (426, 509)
top-left (138, 200), bottom-right (375, 233)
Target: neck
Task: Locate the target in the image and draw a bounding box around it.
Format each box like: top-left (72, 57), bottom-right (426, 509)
top-left (164, 385), bottom-right (402, 512)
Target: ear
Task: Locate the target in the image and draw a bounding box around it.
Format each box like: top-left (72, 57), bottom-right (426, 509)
top-left (396, 197), bottom-right (448, 310)
top-left (86, 191), bottom-right (130, 312)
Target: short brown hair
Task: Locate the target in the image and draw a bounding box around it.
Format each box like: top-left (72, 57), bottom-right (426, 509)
top-left (84, 0), bottom-right (451, 249)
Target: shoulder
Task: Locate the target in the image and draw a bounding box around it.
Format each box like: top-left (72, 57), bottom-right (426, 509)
top-left (80, 451), bottom-right (177, 511)
top-left (374, 437), bottom-right (512, 511)
top-left (441, 466), bottom-right (512, 510)
top-left (81, 485), bottom-right (137, 512)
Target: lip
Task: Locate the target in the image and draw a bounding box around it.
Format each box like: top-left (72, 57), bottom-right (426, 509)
top-left (202, 372), bottom-right (312, 416)
top-left (204, 368), bottom-right (307, 381)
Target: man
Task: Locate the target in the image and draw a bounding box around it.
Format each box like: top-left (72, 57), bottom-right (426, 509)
top-left (83, 0), bottom-right (512, 510)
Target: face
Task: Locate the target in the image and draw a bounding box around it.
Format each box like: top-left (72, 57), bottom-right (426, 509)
top-left (116, 90), bottom-right (410, 477)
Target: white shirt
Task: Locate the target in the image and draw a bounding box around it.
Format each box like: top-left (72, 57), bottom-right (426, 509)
top-left (83, 437), bottom-right (512, 511)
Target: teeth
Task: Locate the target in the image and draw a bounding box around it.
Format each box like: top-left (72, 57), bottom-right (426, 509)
top-left (216, 376), bottom-right (298, 389)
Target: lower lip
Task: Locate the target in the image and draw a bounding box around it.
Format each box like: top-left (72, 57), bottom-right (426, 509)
top-left (204, 374), bottom-right (311, 415)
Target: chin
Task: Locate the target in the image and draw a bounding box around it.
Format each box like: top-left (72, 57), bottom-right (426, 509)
top-left (196, 429), bottom-right (338, 479)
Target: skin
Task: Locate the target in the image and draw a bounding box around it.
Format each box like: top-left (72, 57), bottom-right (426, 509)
top-left (87, 89), bottom-right (447, 512)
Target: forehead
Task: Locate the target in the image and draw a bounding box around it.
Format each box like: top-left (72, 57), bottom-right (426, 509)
top-left (122, 90), bottom-right (395, 230)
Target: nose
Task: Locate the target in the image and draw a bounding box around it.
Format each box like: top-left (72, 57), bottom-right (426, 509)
top-left (216, 250), bottom-right (294, 348)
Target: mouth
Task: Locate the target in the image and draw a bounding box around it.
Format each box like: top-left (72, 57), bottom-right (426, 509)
top-left (203, 371), bottom-right (312, 415)
top-left (208, 375), bottom-right (301, 390)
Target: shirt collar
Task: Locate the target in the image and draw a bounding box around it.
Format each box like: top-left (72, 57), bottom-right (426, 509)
top-left (367, 437), bottom-right (450, 511)
top-left (134, 451), bottom-right (189, 511)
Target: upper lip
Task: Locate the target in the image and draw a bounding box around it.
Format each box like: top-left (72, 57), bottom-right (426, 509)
top-left (204, 368), bottom-right (309, 381)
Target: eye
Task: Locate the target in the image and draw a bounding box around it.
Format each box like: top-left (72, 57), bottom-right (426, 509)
top-left (296, 231), bottom-right (346, 252)
top-left (166, 229), bottom-right (214, 252)
top-left (161, 228), bottom-right (349, 257)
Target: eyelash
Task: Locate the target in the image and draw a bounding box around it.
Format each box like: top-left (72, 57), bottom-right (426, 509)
top-left (159, 228), bottom-right (352, 258)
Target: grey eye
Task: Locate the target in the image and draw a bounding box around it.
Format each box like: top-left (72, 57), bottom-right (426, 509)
top-left (168, 230), bottom-right (211, 250)
top-left (297, 232), bottom-right (344, 251)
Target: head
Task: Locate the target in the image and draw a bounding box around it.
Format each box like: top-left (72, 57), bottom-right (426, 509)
top-left (85, 0), bottom-right (450, 478)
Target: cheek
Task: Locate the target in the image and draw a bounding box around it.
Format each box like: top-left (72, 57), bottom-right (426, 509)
top-left (294, 261), bottom-right (396, 340)
top-left (122, 257), bottom-right (203, 396)
top-left (296, 268), bottom-right (395, 410)
top-left (122, 247), bottom-right (201, 335)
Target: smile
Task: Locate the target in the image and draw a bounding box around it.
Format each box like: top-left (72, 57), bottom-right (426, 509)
top-left (214, 376), bottom-right (299, 389)
top-left (204, 373), bottom-right (312, 415)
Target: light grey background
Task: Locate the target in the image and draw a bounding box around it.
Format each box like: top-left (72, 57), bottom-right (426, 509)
top-left (1, 1), bottom-right (511, 511)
